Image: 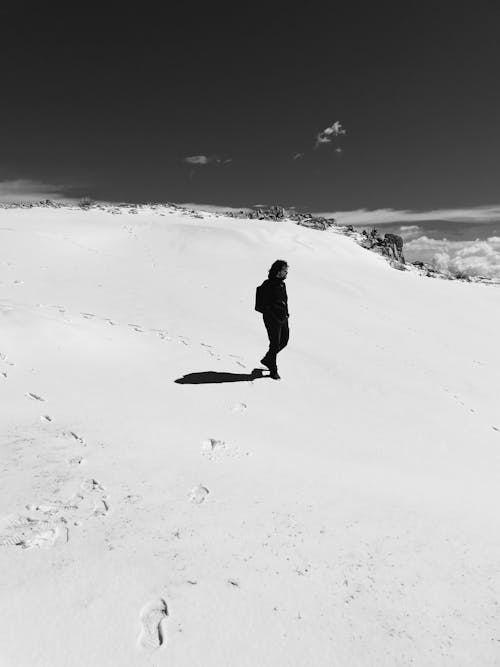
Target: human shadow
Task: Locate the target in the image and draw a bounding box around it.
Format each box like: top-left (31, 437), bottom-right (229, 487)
top-left (175, 368), bottom-right (266, 385)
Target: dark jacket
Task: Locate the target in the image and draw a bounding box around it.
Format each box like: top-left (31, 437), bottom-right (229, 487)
top-left (261, 278), bottom-right (289, 322)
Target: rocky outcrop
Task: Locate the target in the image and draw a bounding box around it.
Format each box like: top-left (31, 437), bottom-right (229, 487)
top-left (359, 229), bottom-right (405, 264)
top-left (247, 205), bottom-right (286, 221)
top-left (383, 233), bottom-right (405, 263)
top-left (0, 199), bottom-right (66, 209)
top-left (293, 214), bottom-right (335, 231)
top-left (228, 205), bottom-right (336, 230)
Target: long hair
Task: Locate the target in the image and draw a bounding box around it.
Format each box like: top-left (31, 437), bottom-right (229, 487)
top-left (268, 259), bottom-right (288, 279)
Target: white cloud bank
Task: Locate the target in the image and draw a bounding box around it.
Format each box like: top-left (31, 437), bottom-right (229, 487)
top-left (0, 179), bottom-right (74, 203)
top-left (316, 205), bottom-right (500, 226)
top-left (406, 236), bottom-right (500, 279)
top-left (314, 206), bottom-right (500, 279)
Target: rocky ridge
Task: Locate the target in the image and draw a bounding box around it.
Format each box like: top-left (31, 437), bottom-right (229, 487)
top-left (1, 200), bottom-right (498, 285)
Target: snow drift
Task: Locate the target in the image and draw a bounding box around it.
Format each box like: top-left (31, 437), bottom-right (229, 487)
top-left (1, 205), bottom-right (500, 666)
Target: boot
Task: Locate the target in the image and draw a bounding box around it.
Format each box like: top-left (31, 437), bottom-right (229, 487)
top-left (260, 355), bottom-right (271, 369)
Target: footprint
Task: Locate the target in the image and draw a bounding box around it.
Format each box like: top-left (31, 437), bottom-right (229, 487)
top-left (66, 456), bottom-right (86, 466)
top-left (81, 479), bottom-right (105, 493)
top-left (21, 526), bottom-right (59, 548)
top-left (28, 486), bottom-right (108, 527)
top-left (41, 415), bottom-right (52, 422)
top-left (138, 599), bottom-right (169, 649)
top-left (32, 500), bottom-right (80, 514)
top-left (26, 392), bottom-right (45, 402)
top-left (493, 426), bottom-right (499, 432)
top-left (152, 329), bottom-right (172, 340)
top-left (231, 402), bottom-right (247, 413)
top-left (189, 485), bottom-right (210, 504)
top-left (66, 431), bottom-right (85, 445)
top-left (201, 438), bottom-right (225, 459)
top-left (0, 514), bottom-right (59, 549)
top-left (92, 498), bottom-right (110, 517)
top-left (81, 313), bottom-right (95, 319)
top-left (1, 372), bottom-right (7, 379)
top-left (124, 494), bottom-right (141, 504)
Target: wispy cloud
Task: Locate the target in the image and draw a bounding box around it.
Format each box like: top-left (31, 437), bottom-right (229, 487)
top-left (184, 155), bottom-right (210, 165)
top-left (0, 179), bottom-right (74, 203)
top-left (314, 205), bottom-right (500, 226)
top-left (183, 155), bottom-right (232, 166)
top-left (291, 121), bottom-right (346, 160)
top-left (315, 121), bottom-right (346, 148)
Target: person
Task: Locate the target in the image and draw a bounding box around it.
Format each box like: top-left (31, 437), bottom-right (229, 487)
top-left (259, 260), bottom-right (289, 380)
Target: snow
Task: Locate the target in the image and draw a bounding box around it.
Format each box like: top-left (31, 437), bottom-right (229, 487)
top-left (1, 205), bottom-right (500, 666)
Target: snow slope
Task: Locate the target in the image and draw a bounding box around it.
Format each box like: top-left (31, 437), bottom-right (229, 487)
top-left (1, 206), bottom-right (499, 667)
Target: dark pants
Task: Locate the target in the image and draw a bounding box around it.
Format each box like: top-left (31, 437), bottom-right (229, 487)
top-left (263, 314), bottom-right (289, 372)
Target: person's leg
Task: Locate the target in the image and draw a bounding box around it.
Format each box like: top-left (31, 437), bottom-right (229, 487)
top-left (278, 319), bottom-right (289, 352)
top-left (263, 314), bottom-right (282, 372)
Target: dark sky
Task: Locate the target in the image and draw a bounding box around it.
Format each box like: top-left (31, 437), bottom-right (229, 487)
top-left (1, 2), bottom-right (500, 210)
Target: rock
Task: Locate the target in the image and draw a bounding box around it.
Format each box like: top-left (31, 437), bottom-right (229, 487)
top-left (227, 205), bottom-right (336, 230)
top-left (383, 233), bottom-right (405, 263)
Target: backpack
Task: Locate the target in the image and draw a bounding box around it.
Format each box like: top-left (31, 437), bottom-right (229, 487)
top-left (255, 282), bottom-right (266, 313)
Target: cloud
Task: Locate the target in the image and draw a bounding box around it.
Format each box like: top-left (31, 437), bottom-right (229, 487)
top-left (184, 155), bottom-right (210, 165)
top-left (314, 205), bottom-right (500, 226)
top-left (315, 121), bottom-right (346, 148)
top-left (0, 179), bottom-right (74, 203)
top-left (409, 236), bottom-right (500, 279)
top-left (311, 205), bottom-right (500, 278)
top-left (183, 155), bottom-right (231, 166)
top-left (398, 225), bottom-right (424, 241)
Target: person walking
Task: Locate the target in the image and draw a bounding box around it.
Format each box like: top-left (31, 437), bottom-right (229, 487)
top-left (258, 260), bottom-right (289, 380)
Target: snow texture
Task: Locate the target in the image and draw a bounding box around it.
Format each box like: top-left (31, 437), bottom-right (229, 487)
top-left (1, 205), bottom-right (500, 666)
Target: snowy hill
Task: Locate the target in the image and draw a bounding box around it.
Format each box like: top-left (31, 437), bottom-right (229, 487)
top-left (1, 205), bottom-right (500, 666)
